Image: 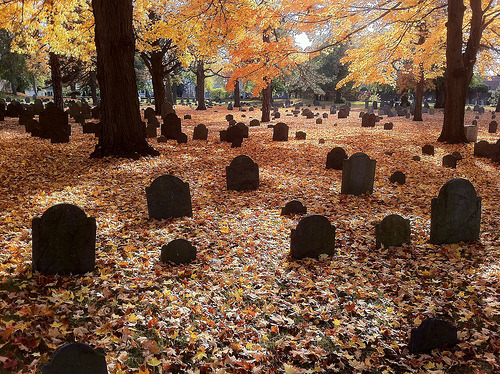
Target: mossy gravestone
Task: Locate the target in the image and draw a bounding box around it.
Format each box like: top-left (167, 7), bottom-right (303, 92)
top-left (409, 318), bottom-right (458, 354)
top-left (430, 178), bottom-right (481, 244)
top-left (375, 214), bottom-right (411, 249)
top-left (146, 175), bottom-right (192, 220)
top-left (32, 204), bottom-right (96, 275)
top-left (341, 152), bottom-right (376, 195)
top-left (226, 155), bottom-right (259, 191)
top-left (290, 215), bottom-right (335, 260)
top-left (42, 342), bottom-right (107, 374)
top-left (161, 239), bottom-right (196, 264)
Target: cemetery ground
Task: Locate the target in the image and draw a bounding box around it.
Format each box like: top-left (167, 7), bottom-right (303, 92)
top-left (0, 104), bottom-right (499, 373)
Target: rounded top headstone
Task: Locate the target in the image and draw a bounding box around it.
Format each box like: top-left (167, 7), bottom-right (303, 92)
top-left (149, 174), bottom-right (186, 190)
top-left (437, 178), bottom-right (477, 200)
top-left (40, 203), bottom-right (89, 225)
top-left (229, 155), bottom-right (256, 168)
top-left (161, 239), bottom-right (196, 264)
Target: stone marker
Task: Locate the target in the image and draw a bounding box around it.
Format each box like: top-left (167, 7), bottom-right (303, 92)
top-left (326, 147), bottom-right (348, 170)
top-left (161, 101), bottom-right (175, 118)
top-left (451, 151), bottom-right (462, 161)
top-left (227, 125), bottom-right (244, 147)
top-left (33, 99), bottom-right (44, 115)
top-left (290, 215), bottom-right (335, 260)
top-left (273, 122), bottom-right (289, 141)
top-left (330, 106), bottom-right (337, 115)
top-left (338, 108), bottom-right (348, 119)
top-left (375, 214), bottom-right (411, 249)
top-left (161, 239), bottom-right (196, 264)
top-left (226, 114), bottom-right (234, 122)
top-left (319, 138), bottom-right (325, 144)
top-left (32, 204), bottom-right (96, 275)
top-left (176, 132), bottom-right (188, 144)
top-left (422, 144), bottom-right (434, 156)
top-left (227, 103), bottom-right (233, 110)
top-left (235, 122), bottom-right (249, 138)
top-left (145, 123), bottom-right (157, 138)
top-left (322, 113), bottom-right (328, 119)
top-left (42, 342), bottom-right (107, 374)
top-left (412, 155), bottom-right (421, 161)
top-left (146, 175), bottom-right (192, 220)
top-left (148, 115), bottom-right (160, 128)
top-left (295, 131), bottom-right (306, 140)
top-left (488, 120), bottom-right (498, 133)
top-left (226, 155), bottom-right (259, 191)
top-left (341, 152), bottom-right (376, 195)
top-left (280, 200), bottom-right (307, 216)
top-left (249, 119), bottom-right (260, 127)
top-left (464, 124), bottom-right (478, 142)
top-left (184, 114), bottom-right (191, 120)
top-left (316, 118), bottom-right (322, 124)
top-left (474, 140), bottom-right (493, 158)
top-left (430, 178), bottom-right (481, 244)
top-left (161, 112), bottom-right (182, 140)
top-left (40, 105), bottom-right (70, 143)
top-left (442, 154), bottom-right (457, 168)
top-left (409, 318), bottom-right (458, 354)
top-left (193, 124), bottom-right (208, 140)
top-left (389, 171), bottom-right (406, 184)
top-left (361, 112), bottom-right (376, 127)
top-left (144, 107), bottom-right (155, 120)
top-left (384, 122), bottom-right (393, 130)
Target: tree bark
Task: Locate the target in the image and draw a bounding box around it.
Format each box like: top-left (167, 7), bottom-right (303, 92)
top-left (434, 76), bottom-right (446, 108)
top-left (195, 60), bottom-right (206, 110)
top-left (261, 82), bottom-right (271, 122)
top-left (89, 70), bottom-right (98, 105)
top-left (496, 94), bottom-right (500, 113)
top-left (165, 73), bottom-right (173, 104)
top-left (9, 62), bottom-right (17, 95)
top-left (234, 79), bottom-right (241, 107)
top-left (32, 74), bottom-right (37, 98)
top-left (413, 66), bottom-right (424, 121)
top-left (91, 0), bottom-right (158, 159)
top-left (49, 52), bottom-right (64, 109)
top-left (148, 52), bottom-right (165, 114)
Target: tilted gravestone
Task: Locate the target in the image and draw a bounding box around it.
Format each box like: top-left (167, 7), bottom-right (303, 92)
top-left (39, 105), bottom-right (70, 143)
top-left (341, 152), bottom-right (376, 195)
top-left (161, 239), bottom-right (196, 264)
top-left (422, 144), bottom-right (434, 156)
top-left (326, 147), bottom-right (348, 170)
top-left (281, 200), bottom-right (307, 216)
top-left (227, 125), bottom-right (244, 147)
top-left (430, 178), bottom-right (481, 244)
top-left (409, 318), bottom-right (458, 354)
top-left (295, 131), bottom-right (306, 140)
top-left (193, 124), bottom-right (208, 140)
top-left (226, 155), bottom-right (259, 191)
top-left (32, 204), bottom-right (96, 275)
top-left (375, 214), bottom-right (410, 249)
top-left (273, 122), bottom-right (289, 141)
top-left (389, 171), bottom-right (406, 184)
top-left (42, 342), bottom-right (107, 374)
top-left (442, 154), bottom-right (457, 168)
top-left (146, 175), bottom-right (193, 220)
top-left (474, 140), bottom-right (493, 158)
top-left (161, 112), bottom-right (182, 140)
top-left (290, 215), bottom-right (335, 260)
top-left (488, 120), bottom-right (498, 133)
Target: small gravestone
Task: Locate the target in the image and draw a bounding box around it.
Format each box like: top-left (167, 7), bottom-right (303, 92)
top-left (146, 175), bottom-right (192, 220)
top-left (280, 200), bottom-right (307, 216)
top-left (184, 114), bottom-right (191, 120)
top-left (302, 108), bottom-right (314, 119)
top-left (384, 122), bottom-right (393, 130)
top-left (42, 342), bottom-right (107, 374)
top-left (488, 121), bottom-right (498, 133)
top-left (227, 103), bottom-right (233, 110)
top-left (464, 124), bottom-right (478, 142)
top-left (389, 171), bottom-right (406, 184)
top-left (33, 99), bottom-right (44, 115)
top-left (375, 214), bottom-right (411, 249)
top-left (161, 112), bottom-right (182, 140)
top-left (322, 113), bottom-right (328, 119)
top-left (442, 154), bottom-right (457, 168)
top-left (412, 155), bottom-right (421, 161)
top-left (161, 101), bottom-right (175, 118)
top-left (326, 147), bottom-right (348, 170)
top-left (290, 215), bottom-right (335, 260)
top-left (422, 144), bottom-right (434, 156)
top-left (146, 123), bottom-right (157, 138)
top-left (148, 115), bottom-right (160, 128)
top-left (295, 131), bottom-right (306, 140)
top-left (226, 114), bottom-right (234, 122)
top-left (273, 122), bottom-right (289, 141)
top-left (249, 119), bottom-right (260, 127)
top-left (273, 111), bottom-right (281, 119)
top-left (161, 239), bottom-right (196, 264)
top-left (39, 105), bottom-right (70, 143)
top-left (144, 107), bottom-right (155, 120)
top-left (193, 124), bottom-right (208, 140)
top-left (319, 138), bottom-right (326, 144)
top-left (330, 106), bottom-right (337, 115)
top-left (32, 204), bottom-right (96, 275)
top-left (341, 152), bottom-right (376, 195)
top-left (227, 125), bottom-right (244, 146)
top-left (235, 122), bottom-right (249, 138)
top-left (361, 113), bottom-right (376, 127)
top-left (226, 155), bottom-right (259, 191)
top-left (338, 108), bottom-right (348, 119)
top-left (430, 178), bottom-right (481, 244)
top-left (176, 132), bottom-right (188, 144)
top-left (316, 118), bottom-right (322, 124)
top-left (410, 318), bottom-right (458, 354)
top-left (19, 109), bottom-right (34, 128)
top-left (474, 141), bottom-right (493, 158)
top-left (451, 151), bottom-right (462, 161)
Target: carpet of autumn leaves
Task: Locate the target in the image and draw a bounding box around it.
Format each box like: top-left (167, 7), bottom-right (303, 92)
top-left (0, 103), bottom-right (499, 374)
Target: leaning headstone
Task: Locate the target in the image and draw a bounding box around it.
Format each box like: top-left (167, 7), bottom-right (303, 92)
top-left (442, 154), bottom-right (457, 168)
top-left (193, 124), bottom-right (208, 140)
top-left (32, 204), bottom-right (96, 275)
top-left (273, 122), bottom-right (289, 141)
top-left (326, 147), bottom-right (348, 170)
top-left (430, 178), bottom-right (481, 244)
top-left (464, 124), bottom-right (478, 142)
top-left (389, 171), bottom-right (406, 184)
top-left (341, 152), bottom-right (376, 195)
top-left (227, 125), bottom-right (244, 147)
top-left (161, 239), bottom-right (196, 264)
top-left (42, 342), bottom-right (107, 374)
top-left (39, 105), bottom-right (70, 143)
top-left (474, 140), bottom-right (493, 158)
top-left (226, 155), bottom-right (259, 191)
top-left (295, 131), bottom-right (306, 140)
top-left (375, 214), bottom-right (411, 249)
top-left (145, 175), bottom-right (192, 220)
top-left (184, 114), bottom-right (191, 120)
top-left (409, 318), bottom-right (458, 354)
top-left (290, 215), bottom-right (335, 260)
top-left (422, 144), bottom-right (434, 156)
top-left (488, 120), bottom-right (498, 133)
top-left (280, 200), bottom-right (307, 216)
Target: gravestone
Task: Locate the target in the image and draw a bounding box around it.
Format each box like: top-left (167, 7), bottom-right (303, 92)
top-left (451, 151), bottom-right (462, 161)
top-left (488, 120), bottom-right (498, 133)
top-left (184, 114), bottom-right (191, 120)
top-left (32, 204), bottom-right (96, 275)
top-left (422, 144), bottom-right (434, 156)
top-left (330, 106), bottom-right (337, 115)
top-left (39, 105), bottom-right (70, 143)
top-left (273, 122), bottom-right (289, 141)
top-left (326, 147), bottom-right (348, 170)
top-left (42, 342), bottom-right (107, 374)
top-left (226, 155), bottom-right (259, 191)
top-left (19, 109), bottom-right (34, 128)
top-left (81, 102), bottom-right (91, 119)
top-left (290, 215), bottom-right (335, 260)
top-left (281, 200), bottom-right (307, 216)
top-left (442, 154), bottom-right (457, 168)
top-left (235, 122), bottom-right (249, 138)
top-left (316, 118), bottom-right (322, 124)
top-left (375, 214), bottom-right (411, 249)
top-left (144, 107), bottom-right (155, 120)
top-left (302, 108), bottom-right (314, 119)
top-left (161, 112), bottom-right (182, 140)
top-left (474, 141), bottom-right (493, 158)
top-left (249, 119), bottom-right (260, 127)
top-left (148, 115), bottom-right (160, 128)
top-left (5, 100), bottom-right (25, 117)
top-left (193, 124), bottom-right (208, 140)
top-left (146, 175), bottom-right (192, 220)
top-left (430, 178), bottom-right (481, 244)
top-left (145, 123), bottom-right (157, 138)
top-left (412, 155), bottom-right (421, 161)
top-left (176, 132), bottom-right (188, 144)
top-left (33, 99), bottom-right (44, 115)
top-left (226, 114), bottom-right (234, 122)
top-left (341, 152), bottom-right (376, 195)
top-left (227, 103), bottom-right (233, 110)
top-left (361, 113), bottom-right (376, 127)
top-left (389, 171), bottom-right (406, 184)
top-left (91, 105), bottom-right (100, 119)
top-left (161, 101), bottom-right (175, 118)
top-left (161, 239), bottom-right (196, 264)
top-left (295, 131), bottom-right (306, 140)
top-left (322, 113), bottom-right (328, 118)
top-left (464, 124), bottom-right (478, 142)
top-left (409, 318), bottom-right (458, 354)
top-left (384, 122), bottom-right (393, 130)
top-left (227, 125), bottom-right (244, 147)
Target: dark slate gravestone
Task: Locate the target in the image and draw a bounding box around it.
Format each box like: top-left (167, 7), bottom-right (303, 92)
top-left (337, 108), bottom-right (348, 119)
top-left (193, 124), bottom-right (208, 140)
top-left (42, 342), bottom-right (107, 374)
top-left (442, 154), bottom-right (457, 168)
top-left (409, 318), bottom-right (458, 354)
top-left (33, 99), bottom-right (44, 115)
top-left (5, 100), bottom-right (25, 118)
top-left (302, 108), bottom-right (314, 119)
top-left (488, 120), bottom-right (498, 133)
top-left (227, 125), bottom-right (244, 147)
top-left (491, 140), bottom-right (500, 163)
top-left (451, 151), bottom-right (462, 161)
top-left (249, 119), bottom-right (260, 127)
top-left (295, 131), bottom-right (306, 140)
top-left (145, 123), bottom-right (157, 138)
top-left (290, 215), bottom-right (335, 260)
top-left (375, 214), bottom-right (410, 249)
top-left (145, 175), bottom-right (193, 220)
top-left (281, 200), bottom-right (307, 216)
top-left (226, 114), bottom-right (234, 122)
top-left (184, 114), bottom-right (191, 120)
top-left (81, 102), bottom-right (91, 119)
top-left (273, 111), bottom-right (281, 119)
top-left (219, 130), bottom-right (227, 142)
top-left (91, 105), bottom-right (101, 119)
top-left (157, 135), bottom-right (168, 143)
top-left (176, 132), bottom-right (188, 144)
top-left (161, 112), bottom-right (182, 140)
top-left (361, 112), bottom-right (376, 127)
top-left (384, 122), bottom-right (393, 130)
top-left (39, 105), bottom-right (70, 143)
top-left (389, 171), bottom-right (406, 184)
top-left (322, 113), bottom-right (328, 119)
top-left (235, 122), bottom-right (249, 138)
top-left (422, 144), bottom-right (434, 156)
top-left (226, 155), bottom-right (259, 191)
top-left (161, 239), bottom-right (196, 264)
top-left (474, 141), bottom-right (493, 158)
top-left (430, 178), bottom-right (481, 244)
top-left (144, 107), bottom-right (155, 121)
top-left (341, 152), bottom-right (376, 195)
top-left (19, 109), bottom-right (34, 128)
top-left (326, 147), bottom-right (348, 170)
top-left (148, 115), bottom-right (160, 128)
top-left (273, 122), bottom-right (289, 141)
top-left (32, 204), bottom-right (96, 275)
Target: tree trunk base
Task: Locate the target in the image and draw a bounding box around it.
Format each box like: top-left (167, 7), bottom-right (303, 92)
top-left (196, 105), bottom-right (207, 110)
top-left (90, 141), bottom-right (160, 159)
top-left (412, 115), bottom-right (423, 121)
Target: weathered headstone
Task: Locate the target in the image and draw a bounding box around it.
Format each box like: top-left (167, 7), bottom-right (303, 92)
top-left (161, 101), bottom-right (175, 118)
top-left (226, 155), bottom-right (259, 191)
top-left (410, 318), bottom-right (458, 354)
top-left (249, 119), bottom-right (260, 127)
top-left (389, 171), bottom-right (406, 184)
top-left (375, 214), bottom-right (411, 249)
top-left (295, 131), bottom-right (306, 140)
top-left (32, 204), bottom-right (96, 275)
top-left (464, 124), bottom-right (478, 142)
top-left (422, 144), bottom-right (434, 156)
top-left (442, 154), bottom-right (457, 168)
top-left (227, 103), bottom-right (233, 110)
top-left (145, 123), bottom-right (157, 138)
top-left (361, 112), bottom-right (376, 127)
top-left (430, 178), bottom-right (481, 244)
top-left (226, 114), bottom-right (234, 122)
top-left (451, 151), bottom-right (462, 161)
top-left (161, 239), bottom-right (196, 264)
top-left (341, 152), bottom-right (376, 195)
top-left (144, 107), bottom-right (155, 121)
top-left (474, 140), bottom-right (493, 158)
top-left (273, 122), bottom-right (289, 141)
top-left (322, 113), bottom-right (328, 119)
top-left (33, 99), bottom-right (44, 115)
top-left (227, 125), bottom-right (244, 147)
top-left (316, 118), bottom-right (322, 124)
top-left (42, 342), bottom-right (107, 374)
top-left (290, 215), bottom-right (335, 260)
top-left (193, 124), bottom-right (208, 140)
top-left (281, 200), bottom-right (307, 216)
top-left (384, 122), bottom-right (393, 130)
top-left (326, 147), bottom-right (348, 170)
top-left (161, 112), bottom-right (182, 140)
top-left (235, 122), bottom-right (249, 138)
top-left (145, 175), bottom-right (193, 220)
top-left (488, 120), bottom-right (498, 133)
top-left (39, 105), bottom-right (70, 143)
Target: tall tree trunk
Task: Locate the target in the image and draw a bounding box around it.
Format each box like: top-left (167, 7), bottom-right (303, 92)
top-left (165, 73), bottom-right (173, 104)
top-left (70, 83), bottom-right (77, 99)
top-left (496, 94), bottom-right (500, 113)
top-left (434, 76), bottom-right (446, 108)
top-left (261, 82), bottom-right (271, 122)
top-left (49, 52), bottom-right (64, 109)
top-left (91, 0), bottom-right (158, 159)
top-left (234, 79), bottom-right (241, 107)
top-left (439, 0), bottom-right (482, 143)
top-left (9, 62), bottom-right (17, 95)
top-left (413, 66), bottom-right (424, 121)
top-left (32, 74), bottom-right (37, 98)
top-left (195, 60), bottom-right (206, 110)
top-left (89, 70), bottom-right (98, 105)
top-left (148, 52), bottom-right (165, 114)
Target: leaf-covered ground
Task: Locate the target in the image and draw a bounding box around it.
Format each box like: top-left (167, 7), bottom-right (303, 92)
top-left (0, 104), bottom-right (499, 373)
